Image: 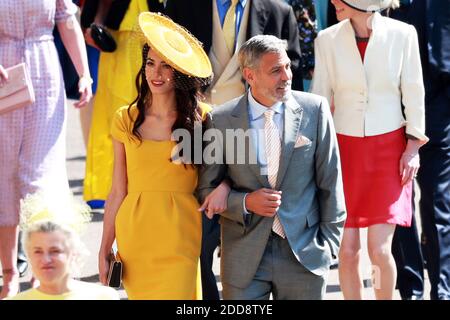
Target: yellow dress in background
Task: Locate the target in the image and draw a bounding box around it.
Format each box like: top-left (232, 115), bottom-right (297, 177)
top-left (111, 105), bottom-right (210, 300)
top-left (84, 0), bottom-right (150, 202)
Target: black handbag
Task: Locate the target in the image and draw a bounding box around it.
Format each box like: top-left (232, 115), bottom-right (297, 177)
top-left (90, 23), bottom-right (117, 53)
top-left (107, 251), bottom-right (122, 288)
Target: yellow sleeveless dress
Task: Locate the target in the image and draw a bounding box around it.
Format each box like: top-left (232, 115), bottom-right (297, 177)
top-left (84, 0), bottom-right (150, 202)
top-left (110, 104), bottom-right (211, 300)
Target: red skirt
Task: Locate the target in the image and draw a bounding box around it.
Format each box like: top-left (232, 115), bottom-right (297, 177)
top-left (337, 128), bottom-right (412, 228)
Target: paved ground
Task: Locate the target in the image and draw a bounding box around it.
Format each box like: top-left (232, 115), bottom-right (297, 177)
top-left (1, 100), bottom-right (431, 300)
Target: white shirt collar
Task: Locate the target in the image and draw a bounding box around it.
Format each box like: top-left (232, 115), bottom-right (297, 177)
top-left (247, 90), bottom-right (284, 121)
top-left (220, 0), bottom-right (247, 7)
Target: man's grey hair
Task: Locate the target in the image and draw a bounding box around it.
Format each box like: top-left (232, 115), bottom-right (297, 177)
top-left (238, 35), bottom-right (288, 71)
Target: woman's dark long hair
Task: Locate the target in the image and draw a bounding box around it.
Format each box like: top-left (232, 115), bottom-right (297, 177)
top-left (128, 44), bottom-right (203, 165)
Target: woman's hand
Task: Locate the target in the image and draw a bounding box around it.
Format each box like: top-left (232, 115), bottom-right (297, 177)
top-left (400, 152), bottom-right (420, 185)
top-left (74, 76), bottom-right (93, 108)
top-left (56, 16), bottom-right (93, 108)
top-left (98, 250), bottom-right (111, 286)
top-left (399, 139), bottom-right (422, 185)
top-left (0, 65), bottom-right (8, 86)
top-left (198, 181), bottom-right (231, 219)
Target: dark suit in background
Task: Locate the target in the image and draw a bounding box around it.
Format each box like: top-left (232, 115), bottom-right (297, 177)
top-left (415, 0), bottom-right (450, 300)
top-left (391, 0), bottom-right (450, 300)
top-left (388, 2), bottom-right (427, 300)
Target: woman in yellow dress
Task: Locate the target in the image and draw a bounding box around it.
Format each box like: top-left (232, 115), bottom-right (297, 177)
top-left (83, 0), bottom-right (164, 206)
top-left (98, 13), bottom-right (230, 300)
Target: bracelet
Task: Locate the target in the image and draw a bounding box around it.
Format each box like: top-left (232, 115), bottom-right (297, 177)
top-left (79, 75), bottom-right (93, 86)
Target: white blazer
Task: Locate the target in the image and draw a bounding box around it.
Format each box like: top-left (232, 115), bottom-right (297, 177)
top-left (311, 12), bottom-right (428, 142)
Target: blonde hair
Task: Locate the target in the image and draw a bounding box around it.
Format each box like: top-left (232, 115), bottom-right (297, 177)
top-left (19, 191), bottom-right (91, 277)
top-left (23, 220), bottom-right (89, 276)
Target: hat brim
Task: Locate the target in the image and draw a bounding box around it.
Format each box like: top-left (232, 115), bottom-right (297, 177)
top-left (138, 12), bottom-right (212, 79)
top-left (340, 0), bottom-right (392, 12)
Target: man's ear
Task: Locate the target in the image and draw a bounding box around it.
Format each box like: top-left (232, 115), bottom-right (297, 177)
top-left (242, 67), bottom-right (254, 85)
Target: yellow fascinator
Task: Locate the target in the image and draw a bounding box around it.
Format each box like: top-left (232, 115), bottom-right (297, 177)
top-left (129, 12), bottom-right (213, 91)
top-left (19, 191), bottom-right (91, 234)
top-left (138, 12), bottom-right (212, 79)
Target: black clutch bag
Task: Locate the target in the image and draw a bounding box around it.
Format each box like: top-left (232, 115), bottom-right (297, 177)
top-left (90, 23), bottom-right (117, 52)
top-left (107, 251), bottom-right (122, 288)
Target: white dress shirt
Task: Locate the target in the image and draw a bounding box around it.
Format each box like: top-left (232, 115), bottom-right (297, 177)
top-left (247, 90), bottom-right (285, 173)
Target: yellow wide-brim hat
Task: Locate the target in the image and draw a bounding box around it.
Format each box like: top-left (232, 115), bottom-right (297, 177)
top-left (138, 12), bottom-right (212, 79)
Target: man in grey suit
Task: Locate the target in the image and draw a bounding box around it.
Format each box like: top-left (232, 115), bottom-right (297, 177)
top-left (197, 35), bottom-right (346, 299)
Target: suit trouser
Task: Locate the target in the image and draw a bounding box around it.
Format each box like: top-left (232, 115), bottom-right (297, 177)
top-left (417, 83), bottom-right (450, 300)
top-left (392, 197), bottom-right (425, 299)
top-left (200, 214), bottom-right (221, 300)
top-left (222, 232), bottom-right (327, 300)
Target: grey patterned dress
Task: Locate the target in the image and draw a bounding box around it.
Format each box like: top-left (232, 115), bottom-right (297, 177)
top-left (0, 0), bottom-right (77, 225)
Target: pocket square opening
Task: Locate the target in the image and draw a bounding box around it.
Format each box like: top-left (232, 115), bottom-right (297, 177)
top-left (294, 135), bottom-right (312, 147)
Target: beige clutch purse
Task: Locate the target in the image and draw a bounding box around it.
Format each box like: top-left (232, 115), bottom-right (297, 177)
top-left (0, 63), bottom-right (35, 115)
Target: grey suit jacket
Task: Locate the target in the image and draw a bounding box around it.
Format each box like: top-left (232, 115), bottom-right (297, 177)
top-left (197, 91), bottom-right (347, 289)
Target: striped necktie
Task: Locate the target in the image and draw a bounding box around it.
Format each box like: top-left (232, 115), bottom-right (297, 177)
top-left (264, 109), bottom-right (286, 238)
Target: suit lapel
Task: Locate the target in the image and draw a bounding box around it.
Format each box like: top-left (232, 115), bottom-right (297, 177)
top-left (230, 94), bottom-right (270, 188)
top-left (212, 0), bottom-right (251, 89)
top-left (276, 96), bottom-right (303, 189)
